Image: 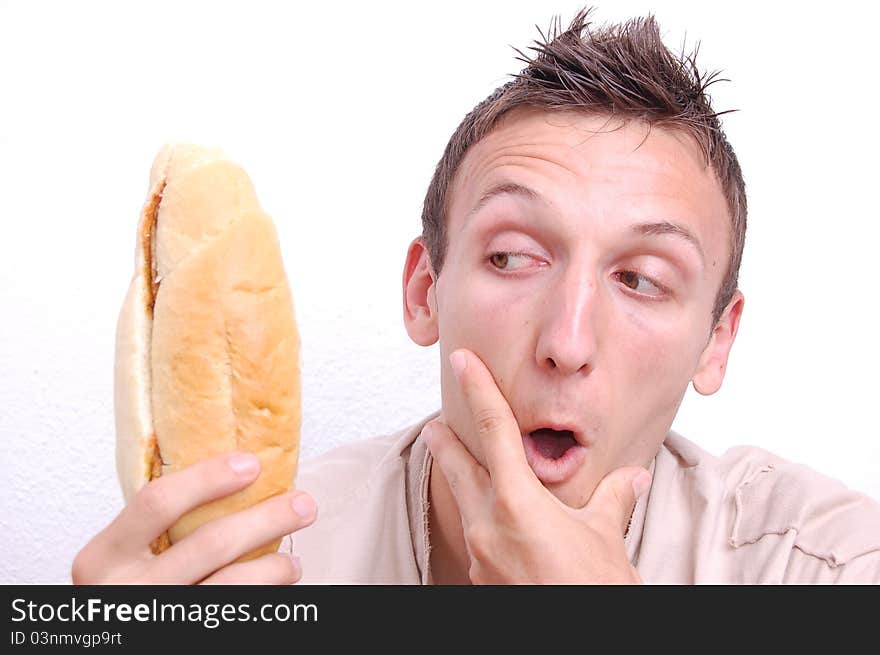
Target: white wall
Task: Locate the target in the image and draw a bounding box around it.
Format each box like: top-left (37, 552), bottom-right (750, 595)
top-left (1, 0), bottom-right (877, 583)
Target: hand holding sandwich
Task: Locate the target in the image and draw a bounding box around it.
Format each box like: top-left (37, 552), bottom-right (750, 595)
top-left (72, 453), bottom-right (316, 584)
top-left (74, 144), bottom-right (307, 584)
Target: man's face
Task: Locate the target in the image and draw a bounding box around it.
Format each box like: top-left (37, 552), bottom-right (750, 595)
top-left (429, 108), bottom-right (734, 508)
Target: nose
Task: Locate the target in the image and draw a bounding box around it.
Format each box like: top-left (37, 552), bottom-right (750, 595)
top-left (535, 265), bottom-right (598, 376)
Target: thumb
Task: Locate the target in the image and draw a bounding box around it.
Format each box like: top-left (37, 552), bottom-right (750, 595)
top-left (583, 466), bottom-right (652, 534)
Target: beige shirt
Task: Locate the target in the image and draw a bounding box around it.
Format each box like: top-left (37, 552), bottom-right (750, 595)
top-left (285, 410), bottom-right (880, 584)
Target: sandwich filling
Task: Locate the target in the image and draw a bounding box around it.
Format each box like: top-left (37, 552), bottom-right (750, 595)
top-left (143, 178), bottom-right (170, 554)
top-left (142, 180), bottom-right (165, 319)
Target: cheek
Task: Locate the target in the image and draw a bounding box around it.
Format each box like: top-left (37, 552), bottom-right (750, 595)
top-left (436, 269), bottom-right (538, 463)
top-left (438, 267), bottom-right (536, 350)
top-left (611, 309), bottom-right (703, 401)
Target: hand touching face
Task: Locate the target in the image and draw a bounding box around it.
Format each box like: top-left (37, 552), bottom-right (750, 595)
top-left (424, 348), bottom-right (651, 584)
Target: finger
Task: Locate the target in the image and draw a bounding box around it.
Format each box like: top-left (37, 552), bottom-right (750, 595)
top-left (148, 490), bottom-right (317, 584)
top-left (423, 419), bottom-right (490, 527)
top-left (449, 349), bottom-right (532, 490)
top-left (100, 452), bottom-right (262, 557)
top-left (581, 466), bottom-right (652, 534)
top-left (199, 552), bottom-right (302, 585)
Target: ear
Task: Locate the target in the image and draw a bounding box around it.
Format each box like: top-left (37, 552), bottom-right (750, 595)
top-left (402, 237), bottom-right (439, 346)
top-left (692, 290), bottom-right (745, 395)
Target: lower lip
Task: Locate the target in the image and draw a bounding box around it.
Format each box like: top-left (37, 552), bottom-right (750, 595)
top-left (522, 433), bottom-right (587, 484)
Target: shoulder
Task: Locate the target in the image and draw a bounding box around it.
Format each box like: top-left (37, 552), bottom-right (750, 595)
top-left (295, 412), bottom-right (436, 512)
top-left (660, 432), bottom-right (880, 580)
top-left (284, 410), bottom-right (440, 584)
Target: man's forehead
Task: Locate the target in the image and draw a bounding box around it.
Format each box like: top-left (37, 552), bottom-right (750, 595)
top-left (457, 107), bottom-right (709, 183)
top-left (451, 109), bottom-right (719, 214)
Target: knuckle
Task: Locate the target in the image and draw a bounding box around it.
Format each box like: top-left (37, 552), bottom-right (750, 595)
top-left (192, 522), bottom-right (238, 565)
top-left (183, 517), bottom-right (242, 570)
top-left (135, 481), bottom-right (174, 524)
top-left (473, 408), bottom-right (504, 436)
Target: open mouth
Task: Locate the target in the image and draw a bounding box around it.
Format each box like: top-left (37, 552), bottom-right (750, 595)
top-left (522, 427), bottom-right (587, 484)
top-left (529, 428), bottom-right (577, 460)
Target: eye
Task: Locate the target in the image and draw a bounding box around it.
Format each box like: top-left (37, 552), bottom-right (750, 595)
top-left (488, 251), bottom-right (536, 271)
top-left (615, 270), bottom-right (664, 297)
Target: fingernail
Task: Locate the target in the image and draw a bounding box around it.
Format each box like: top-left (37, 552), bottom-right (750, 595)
top-left (632, 471), bottom-right (652, 499)
top-left (228, 453), bottom-right (259, 475)
top-left (291, 493), bottom-right (316, 520)
top-left (287, 554), bottom-right (301, 577)
top-left (421, 422), bottom-right (434, 445)
top-left (450, 351), bottom-right (467, 378)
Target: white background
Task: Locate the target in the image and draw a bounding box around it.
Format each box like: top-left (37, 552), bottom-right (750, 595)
top-left (1, 0), bottom-right (878, 583)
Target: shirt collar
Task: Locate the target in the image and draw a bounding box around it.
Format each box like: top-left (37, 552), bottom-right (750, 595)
top-left (405, 410), bottom-right (438, 585)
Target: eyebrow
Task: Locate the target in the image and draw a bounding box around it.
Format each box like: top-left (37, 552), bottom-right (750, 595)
top-left (632, 221), bottom-right (705, 266)
top-left (467, 182), bottom-right (542, 220)
top-left (469, 181), bottom-right (705, 267)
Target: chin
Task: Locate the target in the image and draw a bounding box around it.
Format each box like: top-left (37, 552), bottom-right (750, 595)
top-left (520, 434), bottom-right (603, 508)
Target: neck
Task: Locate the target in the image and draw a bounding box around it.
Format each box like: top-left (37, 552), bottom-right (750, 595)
top-left (427, 458), bottom-right (472, 585)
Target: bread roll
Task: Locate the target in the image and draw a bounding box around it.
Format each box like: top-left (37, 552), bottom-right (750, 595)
top-left (114, 144), bottom-right (301, 562)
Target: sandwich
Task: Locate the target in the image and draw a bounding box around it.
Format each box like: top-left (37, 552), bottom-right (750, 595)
top-left (113, 144), bottom-right (301, 561)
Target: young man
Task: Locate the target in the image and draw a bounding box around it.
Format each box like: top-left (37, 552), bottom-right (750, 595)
top-left (73, 8), bottom-right (880, 585)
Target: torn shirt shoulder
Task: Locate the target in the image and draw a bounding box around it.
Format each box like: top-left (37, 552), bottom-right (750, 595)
top-left (718, 443), bottom-right (880, 570)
